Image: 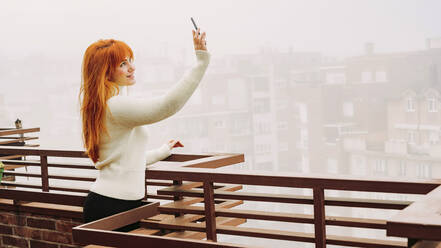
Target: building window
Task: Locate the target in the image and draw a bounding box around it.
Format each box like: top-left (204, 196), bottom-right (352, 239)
top-left (407, 131), bottom-right (415, 144)
top-left (300, 128), bottom-right (309, 148)
top-left (374, 159), bottom-right (386, 175)
top-left (253, 77), bottom-right (269, 92)
top-left (343, 101), bottom-right (354, 117)
top-left (417, 164), bottom-right (431, 178)
top-left (398, 161), bottom-right (406, 177)
top-left (428, 98), bottom-right (438, 112)
top-left (255, 143), bottom-right (271, 155)
top-left (375, 71), bottom-right (387, 82)
top-left (279, 142), bottom-right (289, 152)
top-left (214, 120), bottom-right (226, 129)
top-left (429, 131), bottom-right (439, 145)
top-left (277, 121), bottom-right (288, 130)
top-left (255, 121), bottom-right (271, 135)
top-left (361, 71), bottom-right (372, 83)
top-left (406, 98), bottom-right (415, 112)
top-left (277, 100), bottom-right (288, 110)
top-left (327, 158), bottom-right (338, 174)
top-left (253, 98), bottom-right (270, 113)
top-left (212, 95), bottom-right (225, 105)
top-left (298, 103), bottom-right (308, 123)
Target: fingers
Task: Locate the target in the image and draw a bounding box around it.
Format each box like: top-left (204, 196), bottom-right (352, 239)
top-left (192, 28), bottom-right (207, 51)
top-left (168, 139), bottom-right (184, 149)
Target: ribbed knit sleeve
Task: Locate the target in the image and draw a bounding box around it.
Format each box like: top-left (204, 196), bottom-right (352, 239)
top-left (145, 143), bottom-right (171, 166)
top-left (107, 50), bottom-right (210, 127)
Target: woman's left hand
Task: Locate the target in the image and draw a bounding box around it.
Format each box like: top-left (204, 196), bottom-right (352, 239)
top-left (168, 140), bottom-right (184, 149)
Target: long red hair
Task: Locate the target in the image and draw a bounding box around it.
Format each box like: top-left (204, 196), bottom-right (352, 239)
top-left (80, 39), bottom-right (133, 163)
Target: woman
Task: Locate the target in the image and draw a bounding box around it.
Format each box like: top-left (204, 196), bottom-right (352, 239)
top-left (80, 28), bottom-right (209, 231)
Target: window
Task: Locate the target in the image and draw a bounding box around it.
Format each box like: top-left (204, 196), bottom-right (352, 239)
top-left (361, 71), bottom-right (372, 83)
top-left (327, 159), bottom-right (338, 174)
top-left (214, 120), bottom-right (226, 128)
top-left (398, 161), bottom-right (406, 177)
top-left (279, 142), bottom-right (289, 152)
top-left (428, 98), bottom-right (438, 112)
top-left (255, 143), bottom-right (271, 154)
top-left (212, 95), bottom-right (225, 105)
top-left (298, 103), bottom-right (308, 123)
top-left (375, 71), bottom-right (387, 82)
top-left (253, 77), bottom-right (269, 92)
top-left (407, 131), bottom-right (415, 144)
top-left (374, 159), bottom-right (386, 175)
top-left (277, 100), bottom-right (288, 110)
top-left (343, 101), bottom-right (354, 117)
top-left (255, 121), bottom-right (271, 135)
top-left (325, 73), bottom-right (346, 84)
top-left (253, 98), bottom-right (270, 113)
top-left (406, 98), bottom-right (415, 112)
top-left (300, 128), bottom-right (309, 148)
top-left (277, 121), bottom-right (288, 130)
top-left (429, 131), bottom-right (439, 145)
top-left (417, 164), bottom-right (431, 178)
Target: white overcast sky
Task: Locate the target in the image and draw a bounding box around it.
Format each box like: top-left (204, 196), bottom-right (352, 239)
top-left (1, 0), bottom-right (441, 58)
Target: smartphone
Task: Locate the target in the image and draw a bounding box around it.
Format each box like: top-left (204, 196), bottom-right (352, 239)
top-left (191, 17), bottom-right (200, 34)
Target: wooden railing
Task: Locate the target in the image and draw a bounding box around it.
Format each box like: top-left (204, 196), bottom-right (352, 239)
top-left (1, 145), bottom-right (440, 247)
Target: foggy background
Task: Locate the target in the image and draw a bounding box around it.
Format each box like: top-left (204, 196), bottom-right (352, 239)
top-left (1, 0), bottom-right (441, 247)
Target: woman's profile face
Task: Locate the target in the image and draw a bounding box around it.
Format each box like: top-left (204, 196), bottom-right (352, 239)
top-left (111, 57), bottom-right (136, 86)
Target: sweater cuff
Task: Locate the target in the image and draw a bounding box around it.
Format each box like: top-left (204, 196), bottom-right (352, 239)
top-left (195, 50), bottom-right (210, 61)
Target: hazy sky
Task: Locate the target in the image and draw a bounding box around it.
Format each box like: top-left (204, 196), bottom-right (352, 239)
top-left (1, 0), bottom-right (441, 58)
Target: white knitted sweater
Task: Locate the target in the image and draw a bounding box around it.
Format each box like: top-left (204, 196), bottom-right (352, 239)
top-left (90, 50), bottom-right (210, 200)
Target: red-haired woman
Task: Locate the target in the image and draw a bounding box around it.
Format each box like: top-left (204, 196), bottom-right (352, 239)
top-left (80, 28), bottom-right (208, 231)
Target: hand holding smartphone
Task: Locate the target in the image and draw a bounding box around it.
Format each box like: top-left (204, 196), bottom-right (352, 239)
top-left (191, 17), bottom-right (207, 51)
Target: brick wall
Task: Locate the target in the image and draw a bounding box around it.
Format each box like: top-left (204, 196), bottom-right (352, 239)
top-left (0, 210), bottom-right (83, 248)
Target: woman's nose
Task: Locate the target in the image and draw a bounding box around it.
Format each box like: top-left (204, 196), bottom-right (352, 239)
top-left (129, 64), bottom-right (135, 72)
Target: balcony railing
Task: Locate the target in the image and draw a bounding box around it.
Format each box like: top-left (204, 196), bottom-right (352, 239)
top-left (0, 144), bottom-right (440, 247)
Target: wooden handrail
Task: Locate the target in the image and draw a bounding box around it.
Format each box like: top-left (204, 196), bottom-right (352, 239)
top-left (1, 145), bottom-right (439, 247)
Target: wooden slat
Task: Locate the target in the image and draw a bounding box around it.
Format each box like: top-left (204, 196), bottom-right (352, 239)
top-left (0, 188), bottom-right (86, 206)
top-left (1, 160), bottom-right (95, 170)
top-left (412, 241), bottom-right (441, 248)
top-left (159, 203), bottom-right (387, 229)
top-left (0, 155), bottom-right (25, 160)
top-left (0, 128), bottom-right (40, 136)
top-left (327, 234), bottom-right (406, 248)
top-left (147, 167), bottom-right (441, 194)
top-left (48, 186), bottom-right (89, 193)
top-left (0, 146), bottom-right (88, 158)
top-left (48, 174), bottom-right (95, 182)
top-left (141, 220), bottom-right (405, 248)
top-left (0, 181), bottom-right (42, 189)
top-left (0, 136), bottom-right (38, 145)
top-left (157, 187), bottom-right (410, 209)
top-left (129, 228), bottom-right (161, 235)
top-left (146, 180), bottom-right (173, 187)
top-left (2, 171), bottom-right (41, 178)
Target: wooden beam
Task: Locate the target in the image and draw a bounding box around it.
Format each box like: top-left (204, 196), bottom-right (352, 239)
top-left (203, 181), bottom-right (217, 241)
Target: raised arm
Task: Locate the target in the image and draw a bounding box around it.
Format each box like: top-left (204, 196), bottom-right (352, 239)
top-left (107, 29), bottom-right (209, 127)
top-left (108, 50), bottom-right (209, 127)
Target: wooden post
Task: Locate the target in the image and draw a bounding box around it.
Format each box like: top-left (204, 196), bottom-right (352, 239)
top-left (173, 180), bottom-right (183, 217)
top-left (203, 181), bottom-right (217, 241)
top-left (40, 155), bottom-right (49, 192)
top-left (313, 187), bottom-right (326, 248)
